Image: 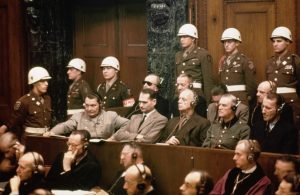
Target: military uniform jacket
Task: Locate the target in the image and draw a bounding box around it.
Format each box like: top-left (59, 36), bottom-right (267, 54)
top-left (207, 102), bottom-right (249, 124)
top-left (266, 52), bottom-right (300, 100)
top-left (175, 46), bottom-right (214, 102)
top-left (5, 91), bottom-right (52, 131)
top-left (202, 117), bottom-right (250, 150)
top-left (96, 78), bottom-right (131, 109)
top-left (160, 113), bottom-right (210, 146)
top-left (50, 110), bottom-right (129, 138)
top-left (67, 78), bottom-right (92, 110)
top-left (112, 109), bottom-right (168, 143)
top-left (219, 52), bottom-right (256, 102)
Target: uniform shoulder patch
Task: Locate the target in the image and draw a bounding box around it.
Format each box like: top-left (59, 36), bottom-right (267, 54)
top-left (14, 101), bottom-right (22, 110)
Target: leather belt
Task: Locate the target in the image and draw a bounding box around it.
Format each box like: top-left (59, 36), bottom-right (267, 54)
top-left (67, 109), bottom-right (84, 115)
top-left (25, 127), bottom-right (49, 134)
top-left (276, 87), bottom-right (296, 94)
top-left (226, 85), bottom-right (246, 92)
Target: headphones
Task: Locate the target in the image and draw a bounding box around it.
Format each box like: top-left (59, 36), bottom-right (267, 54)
top-left (247, 140), bottom-right (255, 162)
top-left (31, 152), bottom-right (44, 175)
top-left (135, 164), bottom-right (147, 192)
top-left (190, 91), bottom-right (199, 108)
top-left (277, 94), bottom-right (285, 113)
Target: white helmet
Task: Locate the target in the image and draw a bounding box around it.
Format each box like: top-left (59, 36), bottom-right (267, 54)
top-left (271, 26), bottom-right (292, 42)
top-left (177, 24), bottom-right (198, 38)
top-left (67, 58), bottom-right (86, 72)
top-left (100, 56), bottom-right (120, 71)
top-left (28, 67), bottom-right (52, 85)
top-left (221, 28), bottom-right (242, 42)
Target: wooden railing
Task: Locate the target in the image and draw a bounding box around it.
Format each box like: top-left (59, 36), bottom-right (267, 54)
top-left (25, 135), bottom-right (296, 195)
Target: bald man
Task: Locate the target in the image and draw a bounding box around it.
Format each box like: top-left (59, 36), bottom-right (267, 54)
top-left (249, 80), bottom-right (293, 128)
top-left (3, 152), bottom-right (46, 195)
top-left (123, 164), bottom-right (154, 195)
top-left (180, 170), bottom-right (214, 195)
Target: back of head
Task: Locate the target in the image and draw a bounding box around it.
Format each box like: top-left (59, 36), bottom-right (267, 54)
top-left (211, 84), bottom-right (228, 96)
top-left (193, 170), bottom-right (214, 195)
top-left (123, 142), bottom-right (143, 162)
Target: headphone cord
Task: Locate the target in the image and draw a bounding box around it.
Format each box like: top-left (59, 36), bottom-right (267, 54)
top-left (107, 173), bottom-right (124, 195)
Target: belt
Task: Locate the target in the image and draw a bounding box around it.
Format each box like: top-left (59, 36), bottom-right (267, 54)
top-left (192, 82), bottom-right (202, 89)
top-left (25, 127), bottom-right (49, 134)
top-left (67, 109), bottom-right (84, 115)
top-left (226, 85), bottom-right (246, 92)
top-left (276, 87), bottom-right (296, 94)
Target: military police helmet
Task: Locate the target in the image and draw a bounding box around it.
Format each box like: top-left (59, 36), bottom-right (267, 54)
top-left (67, 58), bottom-right (86, 72)
top-left (100, 56), bottom-right (120, 71)
top-left (28, 67), bottom-right (52, 85)
top-left (271, 26), bottom-right (292, 42)
top-left (177, 24), bottom-right (198, 39)
top-left (221, 28), bottom-right (242, 42)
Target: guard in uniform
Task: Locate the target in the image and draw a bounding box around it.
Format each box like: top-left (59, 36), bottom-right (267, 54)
top-left (96, 56), bottom-right (134, 109)
top-left (66, 58), bottom-right (92, 115)
top-left (219, 28), bottom-right (256, 105)
top-left (175, 23), bottom-right (215, 103)
top-left (0, 67), bottom-right (52, 136)
top-left (266, 26), bottom-right (300, 150)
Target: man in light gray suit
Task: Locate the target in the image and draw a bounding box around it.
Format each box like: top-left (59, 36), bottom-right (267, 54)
top-left (108, 88), bottom-right (168, 143)
top-left (44, 93), bottom-right (128, 138)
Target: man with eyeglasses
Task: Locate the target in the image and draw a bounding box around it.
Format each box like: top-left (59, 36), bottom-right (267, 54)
top-left (46, 130), bottom-right (101, 190)
top-left (127, 74), bottom-right (169, 119)
top-left (44, 93), bottom-right (129, 139)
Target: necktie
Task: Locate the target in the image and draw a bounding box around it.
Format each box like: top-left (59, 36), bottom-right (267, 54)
top-left (138, 115), bottom-right (146, 130)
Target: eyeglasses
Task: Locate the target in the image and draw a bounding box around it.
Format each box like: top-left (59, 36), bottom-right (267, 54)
top-left (142, 81), bottom-right (156, 86)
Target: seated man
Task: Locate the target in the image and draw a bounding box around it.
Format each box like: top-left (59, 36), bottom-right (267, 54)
top-left (202, 94), bottom-right (250, 150)
top-left (179, 170), bottom-right (214, 195)
top-left (45, 93), bottom-right (128, 138)
top-left (108, 89), bottom-right (168, 143)
top-left (210, 140), bottom-right (273, 195)
top-left (3, 152), bottom-right (47, 195)
top-left (160, 89), bottom-right (210, 146)
top-left (207, 84), bottom-right (249, 123)
top-left (126, 74), bottom-right (169, 119)
top-left (108, 142), bottom-right (144, 195)
top-left (251, 93), bottom-right (298, 154)
top-left (46, 130), bottom-right (101, 190)
top-left (0, 132), bottom-right (25, 188)
top-left (249, 80), bottom-right (293, 128)
top-left (123, 164), bottom-right (155, 195)
top-left (274, 155), bottom-right (299, 188)
top-left (170, 73), bottom-right (207, 118)
top-left (276, 173), bottom-right (300, 194)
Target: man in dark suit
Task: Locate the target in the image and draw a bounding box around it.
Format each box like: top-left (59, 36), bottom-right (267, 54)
top-left (108, 89), bottom-right (168, 143)
top-left (160, 88), bottom-right (210, 146)
top-left (251, 93), bottom-right (298, 154)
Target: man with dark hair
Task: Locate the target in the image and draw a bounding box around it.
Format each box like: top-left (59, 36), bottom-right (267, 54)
top-left (180, 170), bottom-right (214, 195)
top-left (211, 140), bottom-right (273, 194)
top-left (203, 94), bottom-right (250, 150)
top-left (108, 89), bottom-right (167, 143)
top-left (46, 130), bottom-right (101, 190)
top-left (160, 89), bottom-right (210, 146)
top-left (207, 84), bottom-right (249, 123)
top-left (251, 93), bottom-right (298, 154)
top-left (274, 155), bottom-right (299, 188)
top-left (276, 173), bottom-right (300, 194)
top-left (108, 143), bottom-right (144, 195)
top-left (44, 93), bottom-right (128, 138)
